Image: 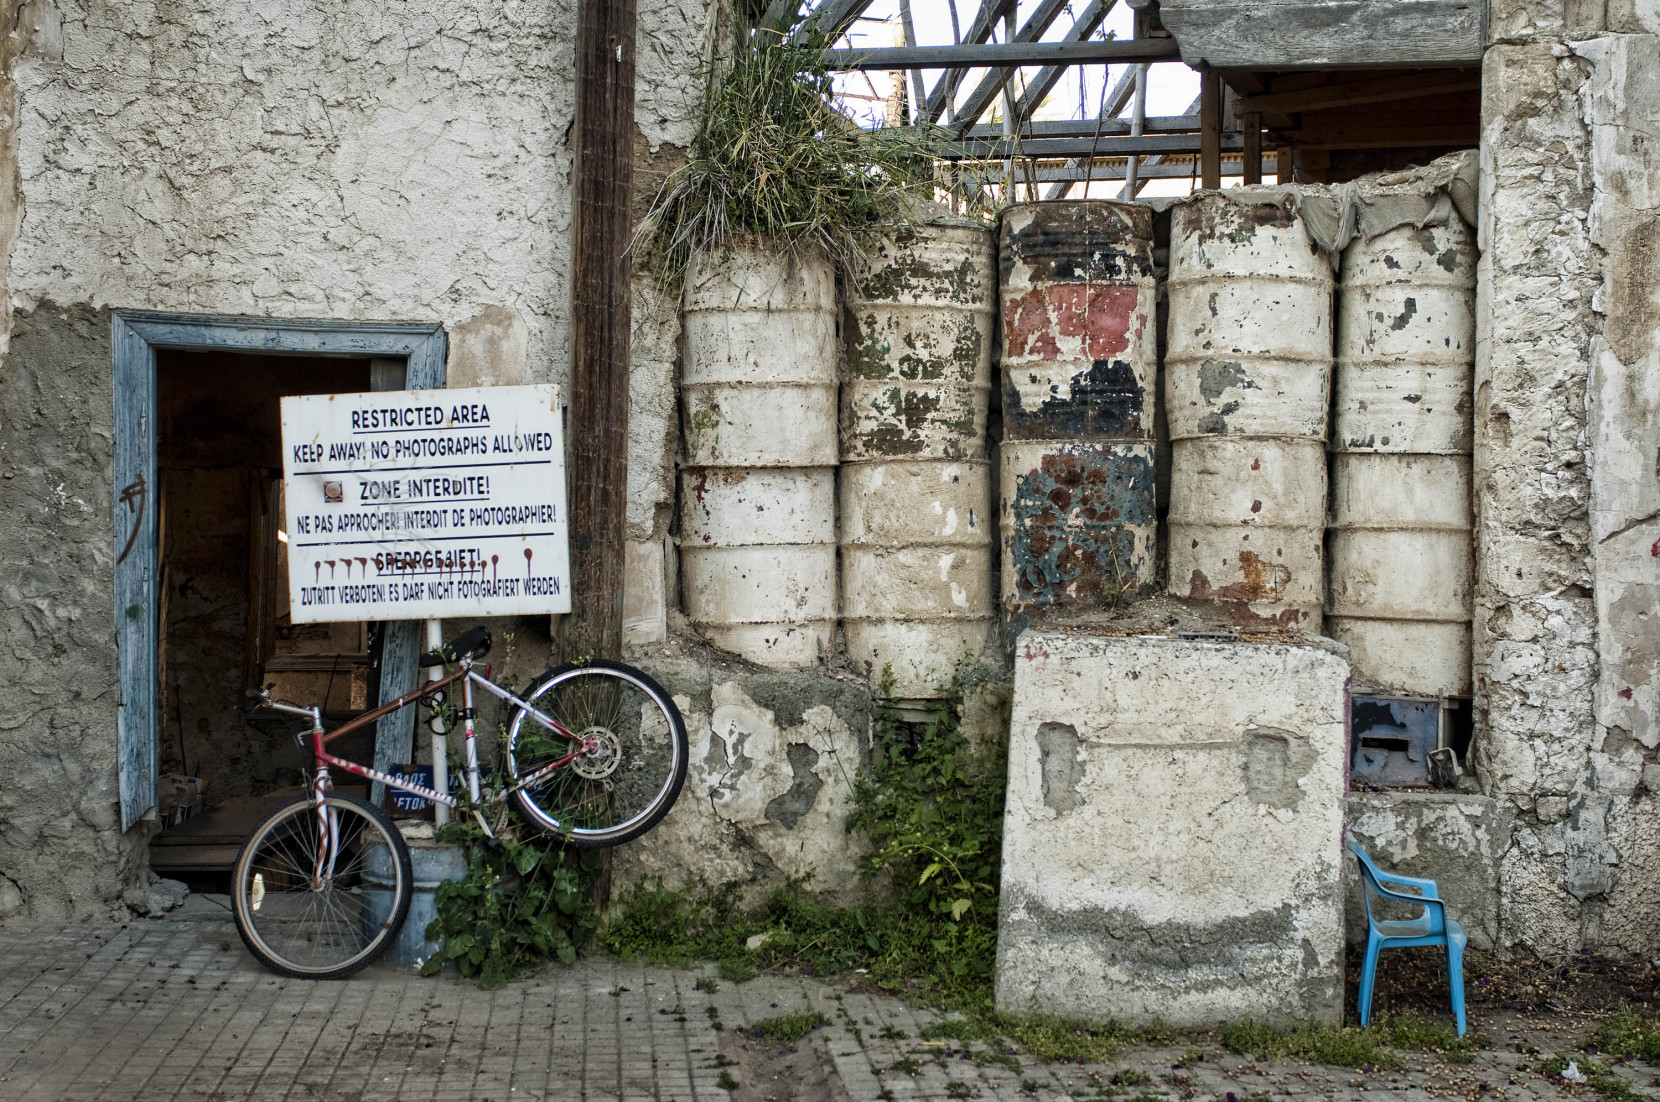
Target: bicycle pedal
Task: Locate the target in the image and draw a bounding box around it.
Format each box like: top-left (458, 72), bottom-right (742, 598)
top-left (482, 836), bottom-right (506, 854)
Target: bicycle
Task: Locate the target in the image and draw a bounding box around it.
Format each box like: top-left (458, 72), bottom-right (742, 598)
top-left (232, 626), bottom-right (688, 979)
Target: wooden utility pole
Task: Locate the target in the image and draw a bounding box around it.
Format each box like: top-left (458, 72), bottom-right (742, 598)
top-left (1199, 69), bottom-right (1222, 190)
top-left (562, 0), bottom-right (637, 662)
top-left (1242, 111), bottom-right (1263, 185)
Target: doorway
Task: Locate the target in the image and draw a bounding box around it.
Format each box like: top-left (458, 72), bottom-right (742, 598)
top-left (156, 351), bottom-right (372, 796)
top-left (111, 313), bottom-right (449, 840)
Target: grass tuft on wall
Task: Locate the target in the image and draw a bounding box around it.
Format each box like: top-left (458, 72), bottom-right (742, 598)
top-left (644, 16), bottom-right (942, 284)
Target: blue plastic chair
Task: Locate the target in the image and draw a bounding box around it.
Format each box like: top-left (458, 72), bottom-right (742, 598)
top-left (1347, 837), bottom-right (1467, 1036)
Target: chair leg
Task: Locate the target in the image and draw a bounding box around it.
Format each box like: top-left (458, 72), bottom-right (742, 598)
top-left (1358, 937), bottom-right (1382, 1027)
top-left (1446, 939), bottom-right (1467, 1037)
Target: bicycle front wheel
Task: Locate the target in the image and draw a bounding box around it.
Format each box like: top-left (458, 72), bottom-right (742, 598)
top-left (230, 794), bottom-right (412, 979)
top-left (505, 660), bottom-right (688, 848)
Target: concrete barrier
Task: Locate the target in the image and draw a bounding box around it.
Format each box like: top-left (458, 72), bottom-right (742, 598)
top-left (996, 631), bottom-right (1350, 1027)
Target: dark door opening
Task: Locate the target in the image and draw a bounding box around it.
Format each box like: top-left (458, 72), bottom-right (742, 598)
top-left (149, 350), bottom-right (376, 885)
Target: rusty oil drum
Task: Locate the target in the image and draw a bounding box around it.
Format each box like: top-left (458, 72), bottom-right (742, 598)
top-left (997, 202), bottom-right (1159, 614)
top-left (998, 440), bottom-right (1157, 611)
top-left (999, 201), bottom-right (1157, 442)
top-left (1328, 218), bottom-right (1476, 694)
top-left (840, 460), bottom-right (995, 696)
top-left (843, 223), bottom-right (996, 461)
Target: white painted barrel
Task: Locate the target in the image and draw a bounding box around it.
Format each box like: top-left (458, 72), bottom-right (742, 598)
top-left (1328, 216), bottom-right (1475, 695)
top-left (843, 223), bottom-right (996, 461)
top-left (1166, 191), bottom-right (1334, 628)
top-left (999, 440), bottom-right (1158, 611)
top-left (682, 245), bottom-right (838, 468)
top-left (1166, 436), bottom-right (1327, 627)
top-left (1334, 219), bottom-right (1476, 455)
top-left (680, 467), bottom-right (837, 668)
top-left (1166, 192), bottom-right (1335, 441)
top-left (840, 460), bottom-right (995, 696)
top-left (1326, 453), bottom-right (1473, 697)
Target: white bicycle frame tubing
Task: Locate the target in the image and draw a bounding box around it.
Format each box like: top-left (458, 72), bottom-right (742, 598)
top-left (259, 659), bottom-right (593, 859)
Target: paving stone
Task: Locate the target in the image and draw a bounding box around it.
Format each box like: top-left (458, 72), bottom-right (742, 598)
top-left (0, 908), bottom-right (1650, 1101)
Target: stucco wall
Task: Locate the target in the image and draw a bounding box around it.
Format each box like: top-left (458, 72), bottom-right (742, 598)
top-left (0, 0), bottom-right (716, 920)
top-left (1475, 0), bottom-right (1660, 958)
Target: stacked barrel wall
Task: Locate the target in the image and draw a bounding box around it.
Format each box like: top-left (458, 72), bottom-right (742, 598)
top-left (841, 224), bottom-right (997, 697)
top-left (1166, 193), bottom-right (1334, 629)
top-left (997, 202), bottom-right (1159, 623)
top-left (680, 246), bottom-right (838, 668)
top-left (1328, 218), bottom-right (1476, 697)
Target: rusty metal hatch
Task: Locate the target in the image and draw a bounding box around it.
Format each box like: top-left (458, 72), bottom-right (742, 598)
top-left (1349, 696), bottom-right (1439, 787)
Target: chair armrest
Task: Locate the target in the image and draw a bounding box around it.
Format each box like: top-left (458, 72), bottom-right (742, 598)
top-left (1375, 872), bottom-right (1441, 900)
top-left (1370, 880), bottom-right (1447, 911)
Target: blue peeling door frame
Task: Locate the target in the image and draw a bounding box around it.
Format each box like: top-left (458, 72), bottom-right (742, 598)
top-left (113, 316), bottom-right (159, 832)
top-left (112, 313), bottom-right (447, 832)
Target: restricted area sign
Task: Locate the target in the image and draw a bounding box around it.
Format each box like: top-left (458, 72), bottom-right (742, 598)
top-left (280, 384), bottom-right (571, 623)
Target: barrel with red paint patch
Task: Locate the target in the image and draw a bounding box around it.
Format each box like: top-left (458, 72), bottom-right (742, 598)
top-left (996, 202), bottom-right (1159, 618)
top-left (998, 202), bottom-right (1157, 442)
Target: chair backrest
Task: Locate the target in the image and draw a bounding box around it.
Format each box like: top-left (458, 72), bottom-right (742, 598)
top-left (1348, 837), bottom-right (1400, 928)
top-left (1346, 837), bottom-right (1430, 930)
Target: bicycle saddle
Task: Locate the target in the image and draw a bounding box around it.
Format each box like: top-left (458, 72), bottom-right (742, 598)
top-left (418, 625), bottom-right (492, 667)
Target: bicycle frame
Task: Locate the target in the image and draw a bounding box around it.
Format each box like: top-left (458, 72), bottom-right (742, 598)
top-left (259, 658), bottom-right (598, 875)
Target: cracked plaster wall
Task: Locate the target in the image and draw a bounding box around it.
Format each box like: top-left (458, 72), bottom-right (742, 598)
top-left (0, 0), bottom-right (716, 920)
top-left (610, 656), bottom-right (873, 905)
top-left (1475, 0), bottom-right (1660, 958)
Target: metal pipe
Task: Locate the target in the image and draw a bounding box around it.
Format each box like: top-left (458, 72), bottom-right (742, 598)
top-left (425, 618), bottom-right (449, 826)
top-left (1121, 63), bottom-right (1148, 199)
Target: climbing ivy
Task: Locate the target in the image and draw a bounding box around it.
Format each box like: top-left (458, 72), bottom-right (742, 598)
top-left (421, 774), bottom-right (602, 988)
top-left (849, 667), bottom-right (1009, 999)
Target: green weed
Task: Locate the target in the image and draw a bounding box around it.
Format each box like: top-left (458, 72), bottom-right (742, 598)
top-left (1220, 1011), bottom-right (1481, 1070)
top-left (644, 15), bottom-right (943, 286)
top-left (1221, 1019), bottom-right (1397, 1070)
top-left (421, 786), bottom-right (601, 987)
top-left (1591, 1010), bottom-right (1660, 1061)
top-left (750, 1011), bottom-right (831, 1044)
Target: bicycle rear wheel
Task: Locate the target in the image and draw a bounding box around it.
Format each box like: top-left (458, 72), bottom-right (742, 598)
top-left (505, 659), bottom-right (688, 848)
top-left (230, 794), bottom-right (412, 979)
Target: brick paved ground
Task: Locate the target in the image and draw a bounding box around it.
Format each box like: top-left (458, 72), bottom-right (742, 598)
top-left (1, 898), bottom-right (1654, 1101)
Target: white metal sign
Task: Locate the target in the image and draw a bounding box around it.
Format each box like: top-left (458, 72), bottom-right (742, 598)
top-left (280, 384), bottom-right (571, 622)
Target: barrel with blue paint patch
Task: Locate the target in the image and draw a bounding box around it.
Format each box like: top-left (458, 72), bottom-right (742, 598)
top-left (997, 202), bottom-right (1159, 620)
top-left (998, 440), bottom-right (1157, 613)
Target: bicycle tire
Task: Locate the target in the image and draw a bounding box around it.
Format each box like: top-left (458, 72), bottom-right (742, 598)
top-left (505, 659), bottom-right (689, 848)
top-left (230, 793), bottom-right (412, 979)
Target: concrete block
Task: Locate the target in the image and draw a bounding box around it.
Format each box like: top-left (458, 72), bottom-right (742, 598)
top-left (996, 632), bottom-right (1350, 1027)
top-left (610, 656), bottom-right (871, 905)
top-left (1344, 792), bottom-right (1513, 952)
